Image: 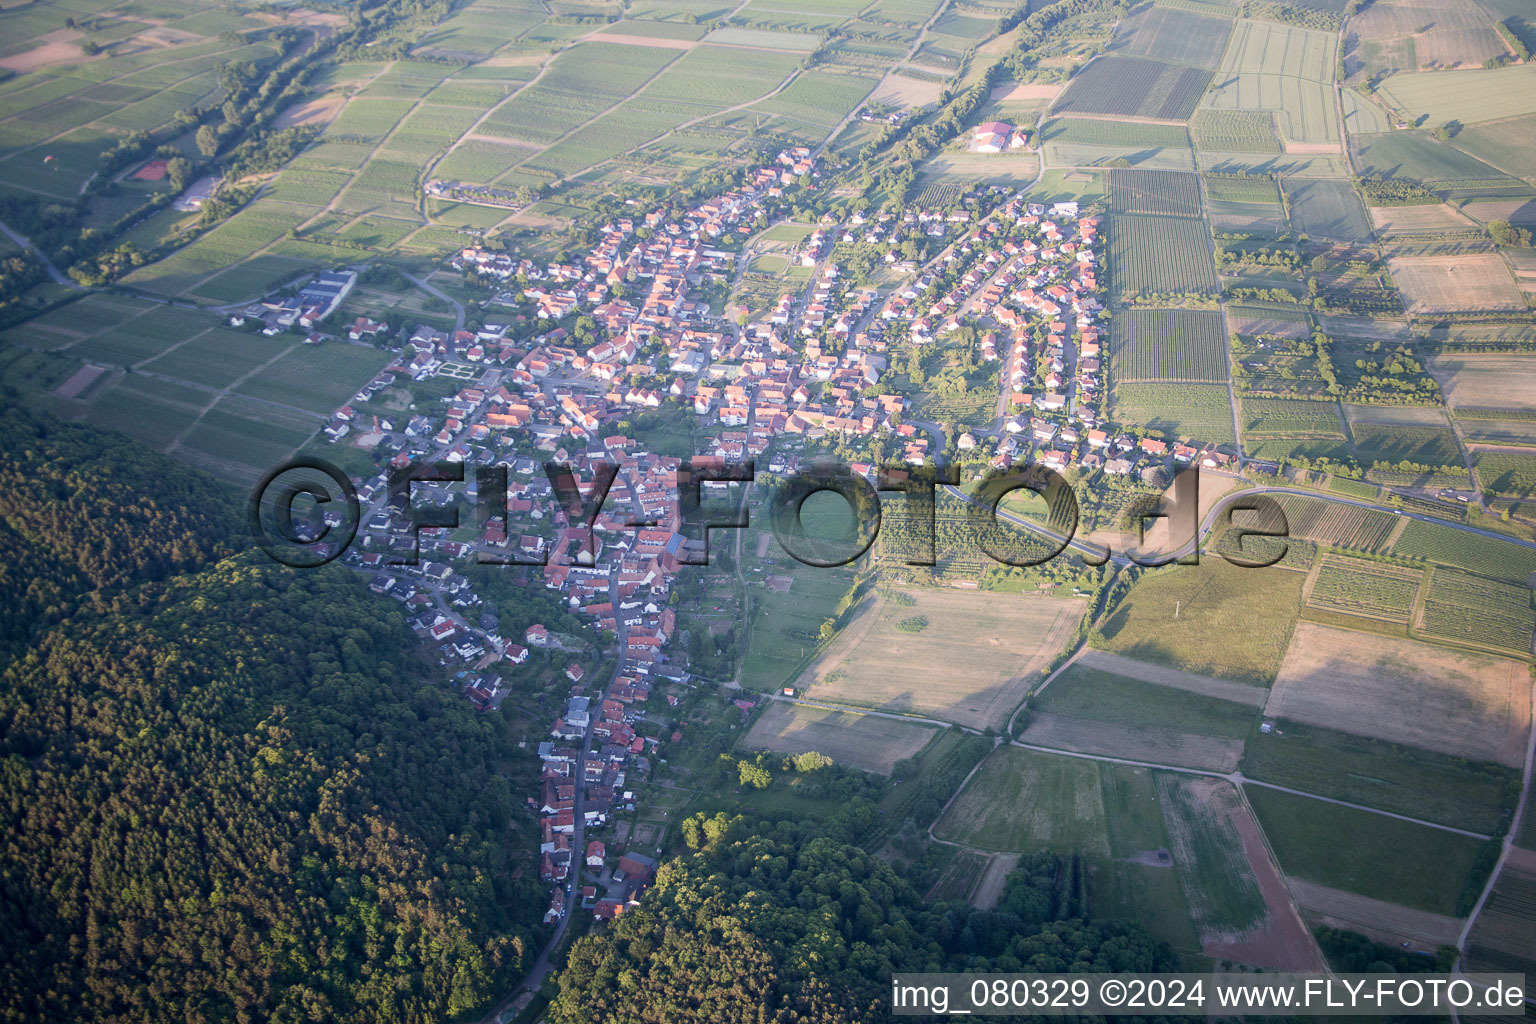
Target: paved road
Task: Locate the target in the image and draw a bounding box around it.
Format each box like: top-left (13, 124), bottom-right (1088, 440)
top-left (401, 269), bottom-right (466, 334)
top-left (0, 218), bottom-right (80, 289)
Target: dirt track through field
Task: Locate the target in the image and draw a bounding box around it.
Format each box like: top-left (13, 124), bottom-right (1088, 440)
top-left (1207, 798), bottom-right (1328, 971)
top-left (972, 853), bottom-right (1020, 910)
top-left (1076, 650), bottom-right (1268, 706)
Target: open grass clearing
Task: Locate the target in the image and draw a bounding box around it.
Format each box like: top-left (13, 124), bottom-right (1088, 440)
top-left (933, 745), bottom-right (1109, 854)
top-left (1093, 559), bottom-right (1303, 686)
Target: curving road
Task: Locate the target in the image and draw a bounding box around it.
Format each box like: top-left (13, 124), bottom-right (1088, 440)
top-left (0, 218), bottom-right (80, 289)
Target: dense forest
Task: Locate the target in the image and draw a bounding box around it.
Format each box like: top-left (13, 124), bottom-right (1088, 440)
top-left (549, 816), bottom-right (1174, 1023)
top-left (0, 407), bottom-right (545, 1023)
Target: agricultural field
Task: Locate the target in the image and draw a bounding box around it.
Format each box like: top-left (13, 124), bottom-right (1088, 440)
top-left (1240, 398), bottom-right (1346, 438)
top-left (1039, 117), bottom-right (1192, 151)
top-left (742, 701), bottom-right (939, 775)
top-left (1190, 110), bottom-right (1281, 154)
top-left (1461, 862), bottom-right (1536, 979)
top-left (1431, 354), bottom-right (1536, 412)
top-left (1473, 452), bottom-right (1536, 499)
top-left (1024, 663), bottom-right (1257, 769)
top-left (1281, 179), bottom-right (1370, 241)
top-left (1340, 89), bottom-right (1392, 135)
top-left (1108, 4), bottom-right (1233, 68)
top-left (1446, 113), bottom-right (1536, 184)
top-left (932, 746), bottom-right (1111, 855)
top-left (1353, 131), bottom-right (1510, 188)
top-left (1110, 382), bottom-right (1235, 443)
top-left (1265, 622), bottom-right (1531, 765)
top-left (1349, 0), bottom-right (1505, 73)
top-left (1246, 786), bottom-right (1493, 916)
top-left (231, 343), bottom-right (391, 416)
top-left (1376, 64), bottom-right (1536, 125)
top-left (1368, 203), bottom-right (1478, 236)
top-left (1207, 20), bottom-right (1338, 145)
top-left (1390, 254), bottom-right (1526, 313)
top-left (1155, 775), bottom-right (1268, 941)
top-left (1054, 55), bottom-right (1213, 121)
top-left (1108, 214), bottom-right (1217, 299)
top-left (801, 588), bottom-right (1085, 730)
top-left (1418, 566), bottom-right (1536, 658)
top-left (1304, 554), bottom-right (1422, 623)
top-left (1241, 719), bottom-right (1520, 835)
top-left (1109, 308), bottom-right (1227, 383)
top-left (1391, 517), bottom-right (1536, 586)
top-left (1110, 168), bottom-right (1202, 217)
top-left (1343, 407), bottom-right (1462, 467)
top-left (738, 552), bottom-right (858, 693)
top-left (1093, 559), bottom-right (1303, 685)
top-left (1273, 494), bottom-right (1401, 553)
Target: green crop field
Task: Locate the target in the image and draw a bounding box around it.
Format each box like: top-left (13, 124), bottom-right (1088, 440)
top-left (1040, 118), bottom-right (1191, 150)
top-left (232, 344), bottom-right (390, 415)
top-left (1246, 786), bottom-right (1493, 916)
top-left (1282, 179), bottom-right (1371, 241)
top-left (1355, 131), bottom-right (1511, 187)
top-left (1157, 774), bottom-right (1266, 936)
top-left (1110, 168), bottom-right (1203, 217)
top-left (1348, 422), bottom-right (1462, 466)
top-left (1055, 55), bottom-right (1213, 121)
top-left (934, 746), bottom-right (1110, 854)
top-left (1306, 554), bottom-right (1421, 622)
top-left (1241, 720), bottom-right (1519, 835)
top-left (1110, 3), bottom-right (1232, 68)
top-left (1474, 452), bottom-right (1536, 498)
top-left (1204, 173), bottom-right (1281, 204)
top-left (1190, 109), bottom-right (1281, 153)
top-left (1208, 19), bottom-right (1336, 143)
top-left (1391, 518), bottom-right (1536, 585)
top-left (1447, 114), bottom-right (1536, 184)
top-left (1376, 64), bottom-right (1536, 126)
top-left (1032, 664), bottom-right (1257, 738)
top-left (1273, 494), bottom-right (1399, 553)
top-left (1111, 381), bottom-right (1235, 443)
top-left (644, 46), bottom-right (801, 105)
top-left (1418, 567), bottom-right (1535, 657)
top-left (1109, 215), bottom-right (1216, 299)
top-left (750, 71), bottom-right (877, 128)
top-left (1240, 398), bottom-right (1344, 436)
top-left (1093, 559), bottom-right (1302, 685)
top-left (1110, 308), bottom-right (1227, 382)
top-left (139, 329), bottom-right (293, 390)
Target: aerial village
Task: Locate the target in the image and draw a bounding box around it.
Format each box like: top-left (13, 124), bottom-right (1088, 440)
top-left (271, 137), bottom-right (1238, 928)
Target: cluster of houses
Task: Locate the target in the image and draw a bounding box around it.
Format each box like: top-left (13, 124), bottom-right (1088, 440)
top-left (310, 142), bottom-right (1245, 933)
top-left (970, 120), bottom-right (1030, 153)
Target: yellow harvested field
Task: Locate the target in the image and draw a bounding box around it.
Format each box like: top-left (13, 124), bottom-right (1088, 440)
top-left (1368, 203), bottom-right (1476, 234)
top-left (742, 700), bottom-right (938, 775)
top-left (1289, 879), bottom-right (1463, 949)
top-left (803, 589), bottom-right (1085, 730)
top-left (1266, 623), bottom-right (1532, 765)
top-left (872, 72), bottom-right (943, 109)
top-left (1342, 403), bottom-right (1450, 426)
top-left (1430, 353), bottom-right (1536, 410)
top-left (1390, 254), bottom-right (1526, 312)
top-left (0, 30), bottom-right (94, 72)
top-left (990, 82), bottom-right (1062, 104)
top-left (1021, 713), bottom-right (1245, 772)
